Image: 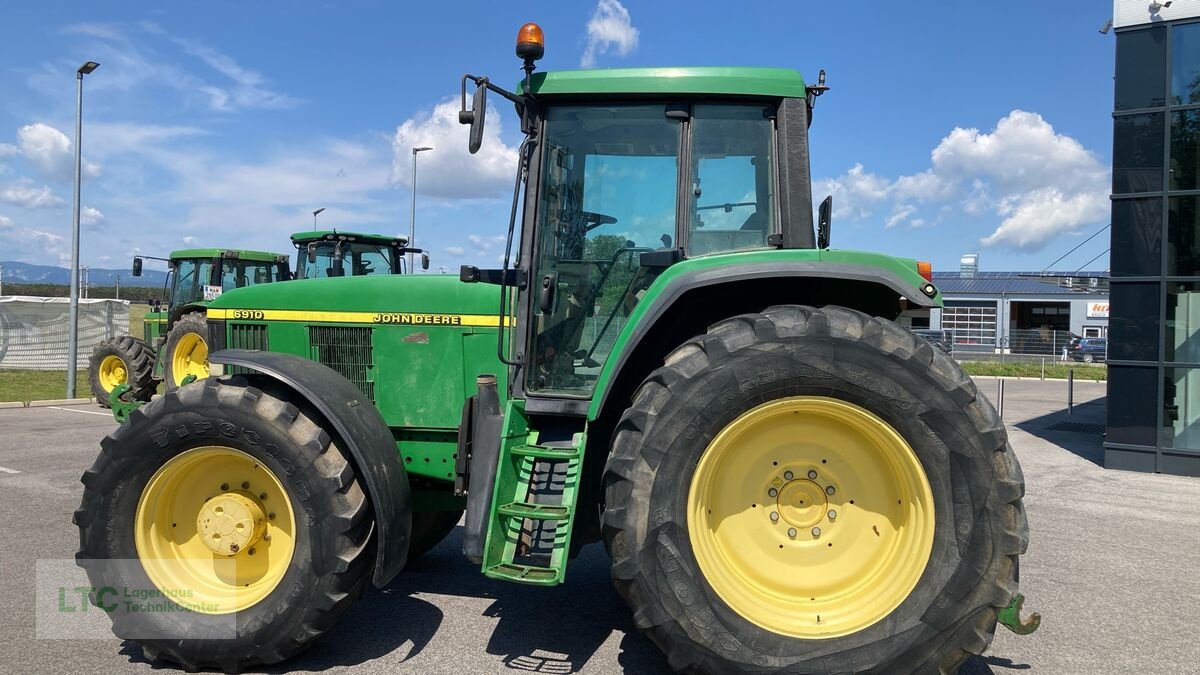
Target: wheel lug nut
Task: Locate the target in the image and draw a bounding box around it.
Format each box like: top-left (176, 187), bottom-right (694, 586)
top-left (828, 510), bottom-right (837, 520)
top-left (787, 528), bottom-right (797, 538)
top-left (783, 471), bottom-right (794, 480)
top-left (220, 483), bottom-right (229, 491)
top-left (769, 511), bottom-right (779, 522)
top-left (263, 533), bottom-right (271, 541)
top-left (807, 470), bottom-right (818, 479)
top-left (242, 482), bottom-right (250, 489)
top-left (812, 527), bottom-right (822, 537)
top-left (268, 513), bottom-right (276, 520)
top-left (768, 488), bottom-right (778, 498)
top-left (259, 493), bottom-right (268, 500)
top-left (248, 548), bottom-right (256, 556)
top-left (826, 485), bottom-right (836, 495)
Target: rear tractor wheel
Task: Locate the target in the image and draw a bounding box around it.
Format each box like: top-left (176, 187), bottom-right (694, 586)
top-left (603, 305), bottom-right (1028, 674)
top-left (163, 311), bottom-right (210, 390)
top-left (87, 335), bottom-right (156, 408)
top-left (408, 509), bottom-right (464, 561)
top-left (74, 377), bottom-right (376, 670)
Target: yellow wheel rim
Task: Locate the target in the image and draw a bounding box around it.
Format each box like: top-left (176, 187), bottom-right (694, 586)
top-left (134, 446), bottom-right (297, 614)
top-left (171, 332), bottom-right (210, 386)
top-left (97, 355), bottom-right (127, 393)
top-left (687, 396), bottom-right (935, 639)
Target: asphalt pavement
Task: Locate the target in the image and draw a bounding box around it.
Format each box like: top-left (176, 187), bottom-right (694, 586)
top-left (0, 378), bottom-right (1196, 674)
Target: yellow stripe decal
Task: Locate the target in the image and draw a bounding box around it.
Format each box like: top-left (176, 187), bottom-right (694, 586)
top-left (207, 308), bottom-right (509, 327)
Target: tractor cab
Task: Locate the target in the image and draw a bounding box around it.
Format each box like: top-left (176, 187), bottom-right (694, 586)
top-left (290, 230), bottom-right (429, 278)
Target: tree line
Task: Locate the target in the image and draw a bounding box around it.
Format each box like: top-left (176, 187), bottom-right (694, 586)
top-left (0, 283), bottom-right (165, 303)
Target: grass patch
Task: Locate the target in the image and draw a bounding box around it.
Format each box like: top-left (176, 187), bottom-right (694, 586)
top-left (0, 370), bottom-right (90, 402)
top-left (959, 361), bottom-right (1107, 381)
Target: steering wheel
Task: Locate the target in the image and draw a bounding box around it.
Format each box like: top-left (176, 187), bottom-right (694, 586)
top-left (582, 211), bottom-right (618, 231)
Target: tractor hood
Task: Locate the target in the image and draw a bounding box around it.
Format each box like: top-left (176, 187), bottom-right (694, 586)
top-left (206, 273), bottom-right (499, 317)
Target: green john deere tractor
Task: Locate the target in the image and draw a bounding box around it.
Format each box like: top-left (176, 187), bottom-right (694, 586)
top-left (86, 248), bottom-right (291, 409)
top-left (76, 23), bottom-right (1037, 675)
top-left (290, 230), bottom-right (429, 277)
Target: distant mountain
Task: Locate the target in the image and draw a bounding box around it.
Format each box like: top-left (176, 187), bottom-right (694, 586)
top-left (0, 261), bottom-right (168, 287)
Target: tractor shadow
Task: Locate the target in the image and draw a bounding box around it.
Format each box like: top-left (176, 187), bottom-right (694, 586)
top-left (393, 526), bottom-right (670, 673)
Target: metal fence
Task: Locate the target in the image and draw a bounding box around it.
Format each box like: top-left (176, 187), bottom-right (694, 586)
top-left (917, 327), bottom-right (1107, 365)
top-left (0, 296), bottom-right (129, 370)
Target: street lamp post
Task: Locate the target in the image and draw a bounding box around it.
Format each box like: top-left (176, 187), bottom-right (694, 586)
top-left (312, 207), bottom-right (325, 231)
top-left (67, 60), bottom-right (99, 398)
top-left (409, 146), bottom-right (433, 272)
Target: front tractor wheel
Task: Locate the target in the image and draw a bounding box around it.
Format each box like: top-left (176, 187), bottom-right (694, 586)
top-left (74, 377), bottom-right (376, 670)
top-left (87, 335), bottom-right (156, 408)
top-left (163, 311), bottom-right (210, 390)
top-left (603, 305), bottom-right (1028, 674)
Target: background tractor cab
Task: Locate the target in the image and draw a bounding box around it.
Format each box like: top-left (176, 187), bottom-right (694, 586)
top-left (290, 230), bottom-right (430, 278)
top-left (90, 248), bottom-right (288, 415)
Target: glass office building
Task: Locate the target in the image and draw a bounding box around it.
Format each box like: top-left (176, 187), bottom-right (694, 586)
top-left (1107, 2), bottom-right (1200, 475)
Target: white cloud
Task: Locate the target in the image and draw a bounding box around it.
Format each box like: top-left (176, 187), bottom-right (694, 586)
top-left (581, 0), bottom-right (640, 68)
top-left (173, 38), bottom-right (300, 111)
top-left (0, 144), bottom-right (16, 158)
top-left (443, 245), bottom-right (465, 256)
top-left (81, 206), bottom-right (104, 225)
top-left (0, 214), bottom-right (12, 228)
top-left (181, 235), bottom-right (197, 245)
top-left (0, 180), bottom-right (63, 209)
top-left (815, 110), bottom-right (1110, 251)
top-left (14, 123), bottom-right (102, 182)
top-left (390, 99), bottom-right (519, 199)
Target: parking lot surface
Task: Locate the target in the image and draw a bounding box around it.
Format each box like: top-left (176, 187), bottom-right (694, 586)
top-left (0, 378), bottom-right (1196, 674)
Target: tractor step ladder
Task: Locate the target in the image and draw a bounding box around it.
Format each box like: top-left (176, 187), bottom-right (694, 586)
top-left (481, 402), bottom-right (585, 586)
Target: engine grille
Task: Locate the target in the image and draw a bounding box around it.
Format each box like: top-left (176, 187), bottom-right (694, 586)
top-left (308, 326), bottom-right (374, 401)
top-left (228, 322), bottom-right (269, 351)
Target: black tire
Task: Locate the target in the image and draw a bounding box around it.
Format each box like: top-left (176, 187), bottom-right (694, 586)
top-left (407, 509), bottom-right (463, 561)
top-left (87, 335), bottom-right (156, 408)
top-left (162, 311), bottom-right (209, 391)
top-left (602, 305), bottom-right (1027, 674)
top-left (74, 376), bottom-right (376, 671)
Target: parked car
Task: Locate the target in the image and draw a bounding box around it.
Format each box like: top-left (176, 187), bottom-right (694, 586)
top-left (911, 328), bottom-right (953, 354)
top-left (1069, 337), bottom-right (1107, 363)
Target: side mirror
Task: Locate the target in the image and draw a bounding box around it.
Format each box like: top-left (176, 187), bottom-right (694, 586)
top-left (421, 252), bottom-right (431, 271)
top-left (307, 242), bottom-right (318, 264)
top-left (459, 82), bottom-right (488, 154)
top-left (131, 257), bottom-right (143, 277)
top-left (817, 195), bottom-right (833, 249)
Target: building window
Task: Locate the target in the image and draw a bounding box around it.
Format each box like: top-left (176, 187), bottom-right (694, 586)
top-left (1114, 113), bottom-right (1165, 194)
top-left (1109, 282), bottom-right (1160, 362)
top-left (1173, 22), bottom-right (1200, 105)
top-left (1112, 198), bottom-right (1163, 276)
top-left (1165, 367), bottom-right (1200, 450)
top-left (1117, 26), bottom-right (1167, 110)
top-left (941, 303), bottom-right (997, 349)
top-left (1168, 196), bottom-right (1200, 275)
top-left (1108, 366), bottom-right (1159, 446)
top-left (1166, 281), bottom-right (1200, 363)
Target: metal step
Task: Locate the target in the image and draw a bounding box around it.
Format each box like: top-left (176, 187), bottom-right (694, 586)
top-left (510, 444), bottom-right (580, 460)
top-left (484, 562), bottom-right (560, 586)
top-left (497, 501), bottom-right (571, 521)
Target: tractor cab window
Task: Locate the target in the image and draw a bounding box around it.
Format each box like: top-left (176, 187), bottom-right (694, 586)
top-left (297, 241), bottom-right (397, 278)
top-left (220, 258), bottom-right (285, 291)
top-left (688, 104), bottom-right (776, 256)
top-left (528, 104), bottom-right (680, 395)
top-left (170, 258), bottom-right (216, 307)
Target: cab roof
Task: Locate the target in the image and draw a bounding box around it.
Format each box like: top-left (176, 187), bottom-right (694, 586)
top-left (290, 230), bottom-right (408, 246)
top-left (523, 67), bottom-right (808, 99)
top-left (169, 248), bottom-right (288, 263)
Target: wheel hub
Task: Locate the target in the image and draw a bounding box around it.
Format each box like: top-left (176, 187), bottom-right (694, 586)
top-left (775, 478), bottom-right (828, 529)
top-left (196, 491), bottom-right (266, 556)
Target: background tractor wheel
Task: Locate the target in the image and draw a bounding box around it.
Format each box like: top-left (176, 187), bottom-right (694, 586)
top-left (87, 335), bottom-right (156, 408)
top-left (74, 377), bottom-right (376, 671)
top-left (407, 509), bottom-right (463, 561)
top-left (602, 305), bottom-right (1027, 674)
top-left (162, 311), bottom-right (210, 390)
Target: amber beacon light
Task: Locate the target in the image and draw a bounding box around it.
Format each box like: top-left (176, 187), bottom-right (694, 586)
top-left (516, 22), bottom-right (545, 61)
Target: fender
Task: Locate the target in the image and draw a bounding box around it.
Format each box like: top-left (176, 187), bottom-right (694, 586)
top-left (587, 251), bottom-right (941, 420)
top-left (209, 348), bottom-right (411, 587)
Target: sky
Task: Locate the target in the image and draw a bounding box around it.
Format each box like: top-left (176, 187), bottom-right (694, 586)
top-left (0, 1), bottom-right (1118, 276)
